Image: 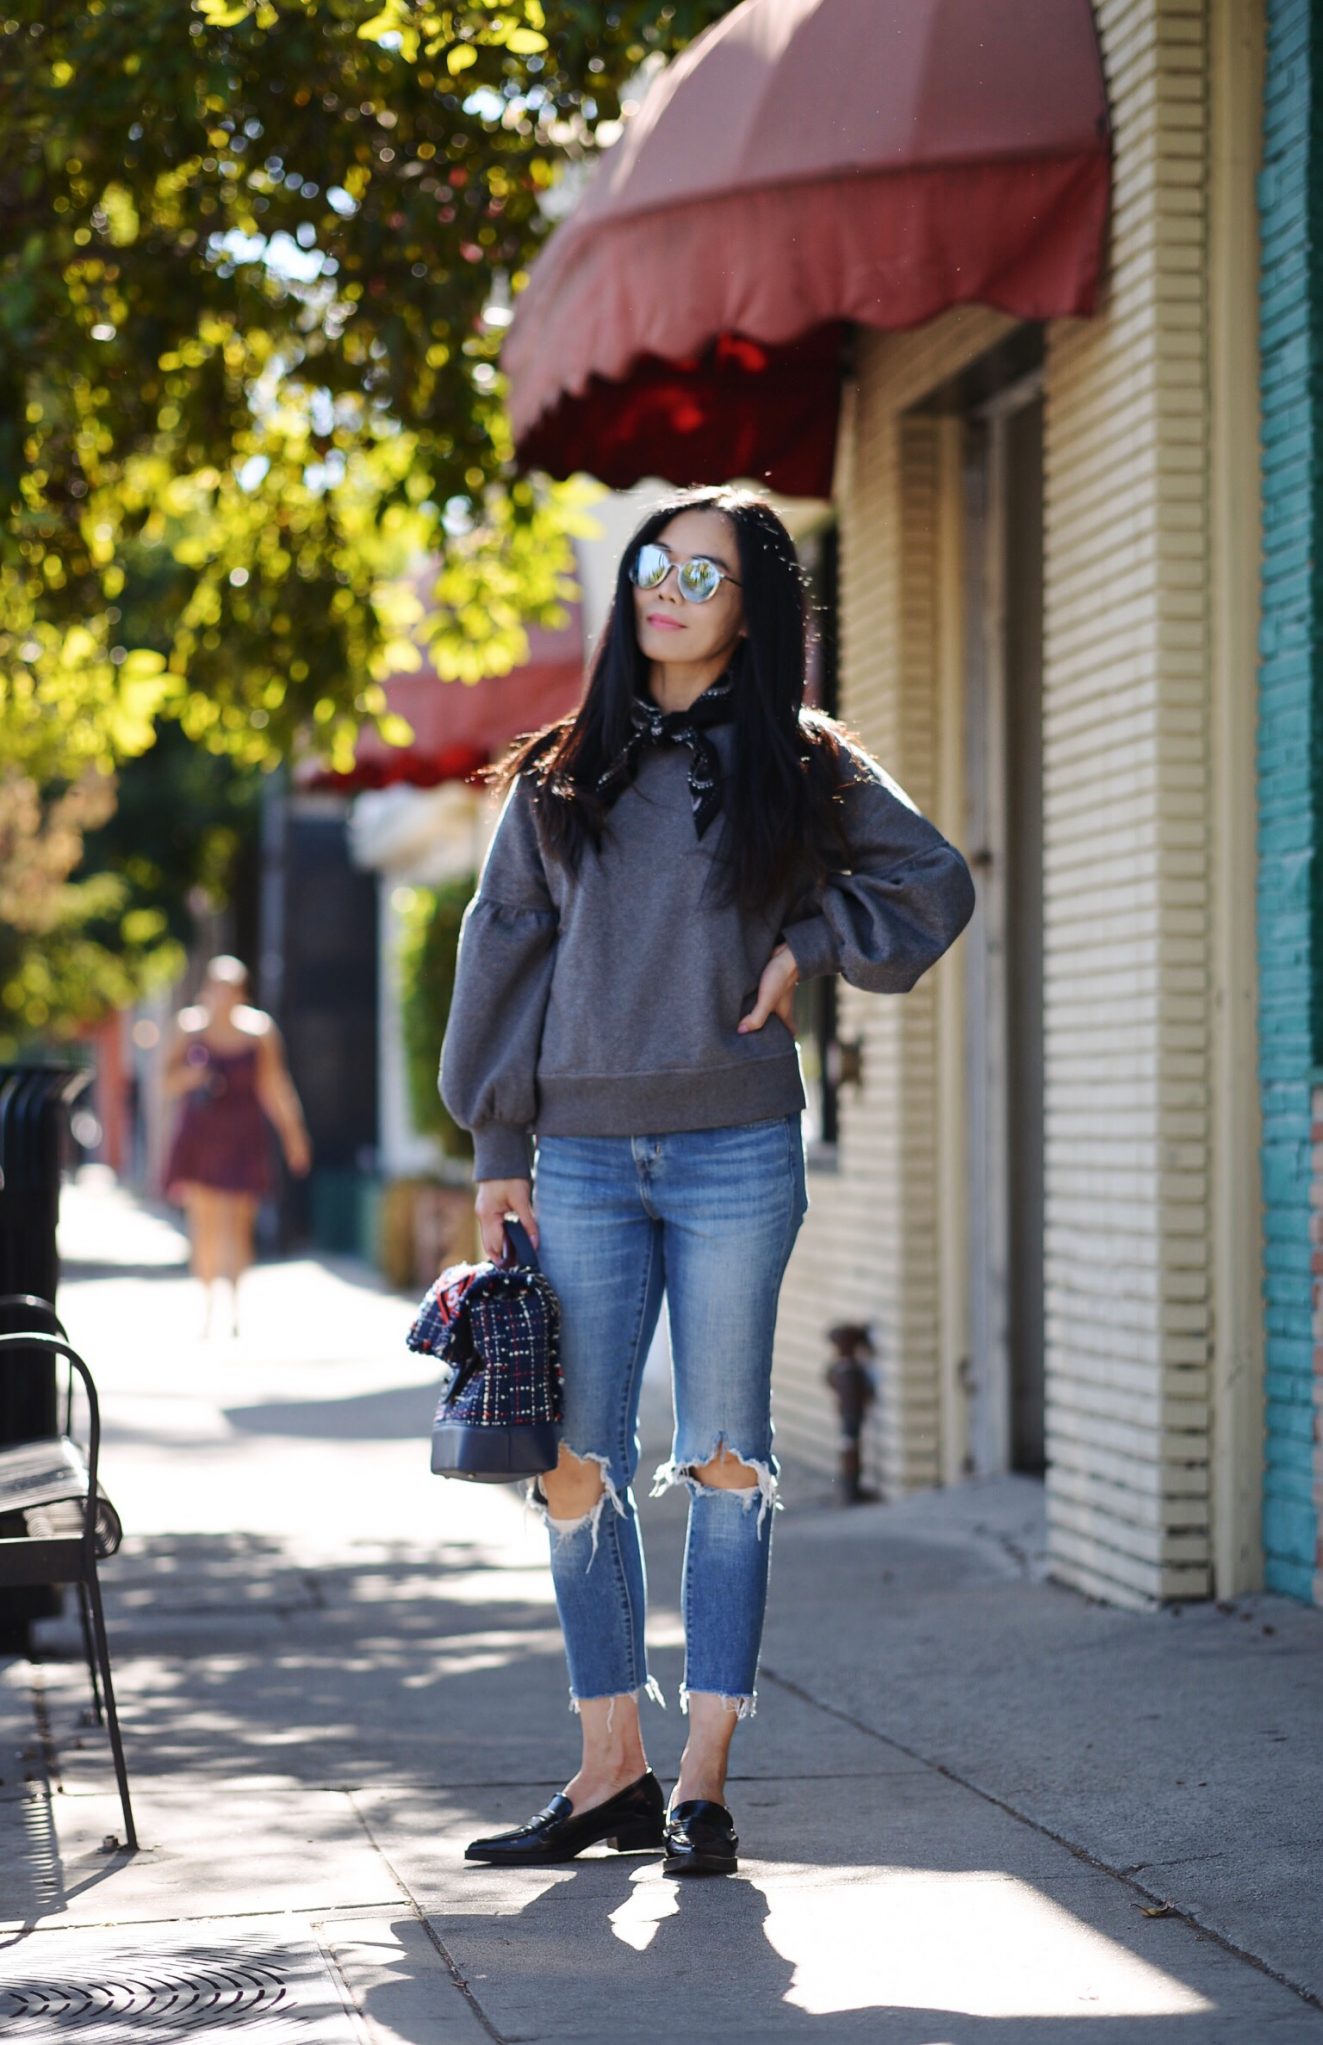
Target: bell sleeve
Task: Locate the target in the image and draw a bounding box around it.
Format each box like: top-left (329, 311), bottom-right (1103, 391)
top-left (439, 776), bottom-right (559, 1182)
top-left (781, 742), bottom-right (976, 993)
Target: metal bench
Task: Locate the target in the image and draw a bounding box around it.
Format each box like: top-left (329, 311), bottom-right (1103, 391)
top-left (0, 1297), bottom-right (136, 1851)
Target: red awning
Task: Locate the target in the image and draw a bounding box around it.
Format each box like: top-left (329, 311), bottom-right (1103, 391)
top-left (308, 607), bottom-right (585, 793)
top-left (505, 0), bottom-right (1110, 498)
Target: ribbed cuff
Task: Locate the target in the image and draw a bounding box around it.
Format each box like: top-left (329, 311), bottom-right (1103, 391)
top-left (782, 913), bottom-right (840, 982)
top-left (471, 1124), bottom-right (534, 1183)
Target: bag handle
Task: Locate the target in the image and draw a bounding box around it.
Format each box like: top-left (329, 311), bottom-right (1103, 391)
top-left (501, 1216), bottom-right (541, 1273)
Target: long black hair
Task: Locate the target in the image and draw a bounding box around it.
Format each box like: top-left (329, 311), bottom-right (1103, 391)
top-left (496, 484), bottom-right (853, 918)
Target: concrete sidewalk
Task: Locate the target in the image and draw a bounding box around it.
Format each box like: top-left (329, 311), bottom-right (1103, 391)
top-left (1, 1172), bottom-right (1320, 2042)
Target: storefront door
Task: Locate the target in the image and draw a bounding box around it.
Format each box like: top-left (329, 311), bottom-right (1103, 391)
top-left (962, 377), bottom-right (1046, 1475)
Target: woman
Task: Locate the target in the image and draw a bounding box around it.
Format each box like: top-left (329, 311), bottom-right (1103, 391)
top-left (164, 955), bottom-right (311, 1337)
top-left (441, 486), bottom-right (974, 1876)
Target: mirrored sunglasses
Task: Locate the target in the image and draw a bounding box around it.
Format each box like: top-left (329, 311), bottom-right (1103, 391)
top-left (628, 542), bottom-right (741, 604)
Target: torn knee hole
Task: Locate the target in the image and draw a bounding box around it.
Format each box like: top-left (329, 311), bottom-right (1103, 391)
top-left (691, 1446), bottom-right (759, 1490)
top-left (650, 1446), bottom-right (780, 1533)
top-left (541, 1445), bottom-right (608, 1519)
top-left (532, 1450), bottom-right (626, 1566)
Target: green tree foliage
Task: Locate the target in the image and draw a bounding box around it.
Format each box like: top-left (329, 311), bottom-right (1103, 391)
top-left (0, 537), bottom-right (266, 1045)
top-left (0, 0), bottom-right (733, 1038)
top-left (1, 0), bottom-right (732, 781)
top-left (0, 774), bottom-right (193, 1054)
top-left (80, 723), bottom-right (264, 952)
top-left (395, 877), bottom-right (474, 1161)
top-left (0, 729), bottom-right (263, 1050)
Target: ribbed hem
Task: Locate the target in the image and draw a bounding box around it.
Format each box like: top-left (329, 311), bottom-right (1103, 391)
top-left (471, 1124), bottom-right (534, 1182)
top-left (534, 1052), bottom-right (805, 1138)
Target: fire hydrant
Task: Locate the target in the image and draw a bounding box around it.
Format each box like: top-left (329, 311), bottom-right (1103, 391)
top-left (825, 1321), bottom-right (876, 1504)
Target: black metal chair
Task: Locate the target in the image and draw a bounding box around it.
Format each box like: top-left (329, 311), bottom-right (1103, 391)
top-left (0, 1313), bottom-right (136, 1851)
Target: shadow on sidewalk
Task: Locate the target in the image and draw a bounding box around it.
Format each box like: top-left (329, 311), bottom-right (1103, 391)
top-left (7, 1507), bottom-right (1318, 2038)
top-left (23, 1530), bottom-right (570, 1797)
top-left (221, 1383), bottom-right (437, 1442)
top-left (0, 1778), bottom-right (63, 1935)
top-left (364, 1867), bottom-right (1263, 2045)
top-left (59, 1258), bottom-right (189, 1284)
top-left (0, 1710), bottom-right (131, 1941)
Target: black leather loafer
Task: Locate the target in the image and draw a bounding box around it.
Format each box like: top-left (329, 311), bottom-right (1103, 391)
top-left (464, 1770), bottom-right (665, 1865)
top-left (662, 1797), bottom-right (739, 1876)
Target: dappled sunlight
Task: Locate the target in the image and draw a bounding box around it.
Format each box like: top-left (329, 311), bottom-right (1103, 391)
top-left (3, 1783), bottom-right (396, 1930)
top-left (608, 1864), bottom-right (679, 1952)
top-left (22, 1180), bottom-right (1313, 2037)
top-left (30, 1531), bottom-right (586, 1798)
top-left (394, 1564), bottom-right (555, 1607)
top-left (0, 1790), bottom-right (64, 1929)
top-left (398, 1629), bottom-right (554, 1686)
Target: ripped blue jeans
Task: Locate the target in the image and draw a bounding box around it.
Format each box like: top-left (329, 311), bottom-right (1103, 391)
top-left (531, 1114), bottom-right (808, 1720)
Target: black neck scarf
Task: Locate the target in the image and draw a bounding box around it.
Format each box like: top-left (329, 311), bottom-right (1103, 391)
top-left (595, 670), bottom-right (737, 839)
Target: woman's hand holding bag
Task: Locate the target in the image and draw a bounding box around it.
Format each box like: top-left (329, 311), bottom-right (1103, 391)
top-left (475, 1178), bottom-right (539, 1261)
top-left (407, 1217), bottom-right (562, 1485)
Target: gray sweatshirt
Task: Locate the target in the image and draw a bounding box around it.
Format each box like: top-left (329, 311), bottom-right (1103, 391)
top-left (439, 723), bottom-right (975, 1181)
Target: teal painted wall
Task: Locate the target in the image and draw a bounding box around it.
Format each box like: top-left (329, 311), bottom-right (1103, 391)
top-left (1258, 0), bottom-right (1322, 1600)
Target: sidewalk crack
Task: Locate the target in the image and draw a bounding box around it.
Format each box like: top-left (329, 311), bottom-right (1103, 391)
top-left (757, 1663), bottom-right (1323, 2017)
top-left (344, 1791), bottom-right (506, 2045)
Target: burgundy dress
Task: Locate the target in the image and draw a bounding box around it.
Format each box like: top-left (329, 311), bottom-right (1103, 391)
top-left (164, 1039), bottom-right (275, 1200)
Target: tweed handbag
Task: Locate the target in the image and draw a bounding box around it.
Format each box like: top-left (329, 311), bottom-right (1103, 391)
top-left (407, 1218), bottom-right (563, 1484)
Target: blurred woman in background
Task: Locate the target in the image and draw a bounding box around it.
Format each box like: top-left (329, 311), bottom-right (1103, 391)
top-left (164, 955), bottom-right (310, 1336)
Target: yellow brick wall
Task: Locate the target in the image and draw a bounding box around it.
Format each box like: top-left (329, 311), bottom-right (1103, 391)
top-left (776, 0), bottom-right (1241, 1614)
top-left (1041, 0), bottom-right (1214, 1605)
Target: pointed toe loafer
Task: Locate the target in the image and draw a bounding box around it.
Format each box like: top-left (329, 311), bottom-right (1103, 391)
top-left (662, 1797), bottom-right (739, 1876)
top-left (464, 1770), bottom-right (665, 1865)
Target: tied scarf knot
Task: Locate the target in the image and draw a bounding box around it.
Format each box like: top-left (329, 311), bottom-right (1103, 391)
top-left (595, 675), bottom-right (735, 839)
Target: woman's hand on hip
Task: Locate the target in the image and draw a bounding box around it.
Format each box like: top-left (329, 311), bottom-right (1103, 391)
top-left (475, 1178), bottom-right (538, 1262)
top-left (738, 943), bottom-right (800, 1035)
